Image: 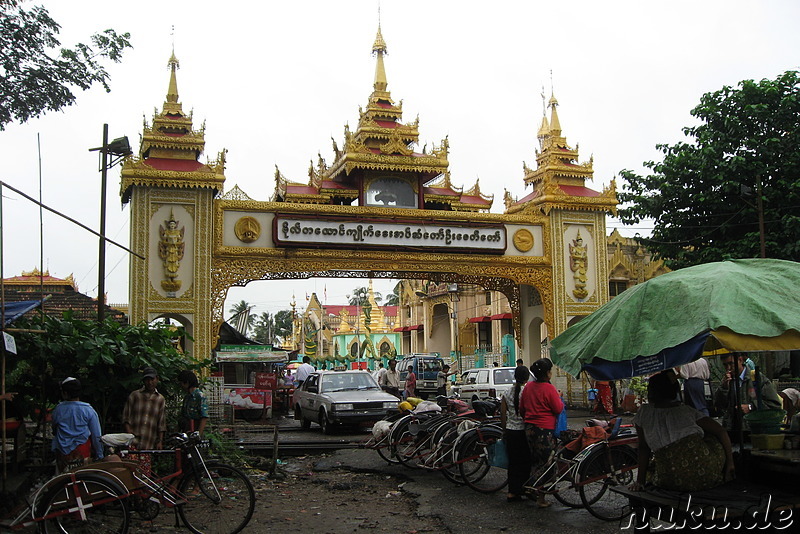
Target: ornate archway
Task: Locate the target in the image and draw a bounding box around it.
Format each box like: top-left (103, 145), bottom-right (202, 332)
top-left (121, 33), bottom-right (617, 363)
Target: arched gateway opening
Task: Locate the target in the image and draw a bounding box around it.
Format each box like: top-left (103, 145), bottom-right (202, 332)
top-left (120, 29), bottom-right (618, 376)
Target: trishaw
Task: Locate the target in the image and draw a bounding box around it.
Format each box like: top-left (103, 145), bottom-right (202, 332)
top-left (5, 432), bottom-right (255, 534)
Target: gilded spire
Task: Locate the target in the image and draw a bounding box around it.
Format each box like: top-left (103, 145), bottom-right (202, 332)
top-left (166, 50), bottom-right (180, 104)
top-left (548, 93), bottom-right (562, 136)
top-left (372, 25), bottom-right (388, 93)
top-left (537, 87), bottom-right (550, 138)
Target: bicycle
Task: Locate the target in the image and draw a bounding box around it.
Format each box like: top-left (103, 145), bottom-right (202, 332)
top-left (8, 432), bottom-right (256, 534)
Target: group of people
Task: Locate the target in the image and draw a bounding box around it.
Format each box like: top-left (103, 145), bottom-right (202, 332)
top-left (50, 366), bottom-right (209, 473)
top-left (631, 352), bottom-right (790, 493)
top-left (500, 358), bottom-right (564, 506)
top-left (499, 352), bottom-right (795, 502)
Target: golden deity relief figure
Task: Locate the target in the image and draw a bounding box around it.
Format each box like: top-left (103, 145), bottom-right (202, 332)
top-left (569, 230), bottom-right (589, 299)
top-left (159, 210), bottom-right (185, 295)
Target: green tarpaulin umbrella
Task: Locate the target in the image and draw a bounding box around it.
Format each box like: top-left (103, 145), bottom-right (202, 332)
top-left (550, 259), bottom-right (800, 379)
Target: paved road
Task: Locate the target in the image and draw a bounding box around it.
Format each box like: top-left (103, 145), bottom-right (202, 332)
top-left (261, 410), bottom-right (636, 533)
top-left (315, 447), bottom-right (633, 534)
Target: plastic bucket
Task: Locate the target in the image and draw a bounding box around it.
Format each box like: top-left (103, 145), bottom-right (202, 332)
top-left (744, 409), bottom-right (785, 434)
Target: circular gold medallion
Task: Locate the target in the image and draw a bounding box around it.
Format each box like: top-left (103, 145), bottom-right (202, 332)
top-left (234, 216), bottom-right (261, 243)
top-left (512, 228), bottom-right (534, 252)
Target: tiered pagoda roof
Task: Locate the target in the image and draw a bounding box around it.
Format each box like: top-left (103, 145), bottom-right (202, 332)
top-left (272, 26), bottom-right (492, 212)
top-left (120, 51), bottom-right (226, 203)
top-left (505, 93), bottom-right (616, 215)
top-left (2, 268), bottom-right (126, 323)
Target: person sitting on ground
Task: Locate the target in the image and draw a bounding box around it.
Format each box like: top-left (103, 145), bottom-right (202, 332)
top-left (630, 370), bottom-right (734, 492)
top-left (51, 377), bottom-right (104, 473)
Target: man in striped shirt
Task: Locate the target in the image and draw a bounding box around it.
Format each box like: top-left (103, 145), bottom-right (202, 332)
top-left (123, 366), bottom-right (166, 450)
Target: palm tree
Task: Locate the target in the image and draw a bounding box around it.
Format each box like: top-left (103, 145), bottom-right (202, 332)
top-left (228, 300), bottom-right (255, 335)
top-left (384, 282), bottom-right (401, 306)
top-left (253, 312), bottom-right (274, 345)
top-left (348, 286), bottom-right (382, 306)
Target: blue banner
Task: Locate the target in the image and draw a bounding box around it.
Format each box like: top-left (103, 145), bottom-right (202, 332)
top-left (581, 332), bottom-right (710, 380)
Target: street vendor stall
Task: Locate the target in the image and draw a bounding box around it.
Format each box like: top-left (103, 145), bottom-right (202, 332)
top-left (549, 259), bottom-right (800, 525)
top-left (214, 345), bottom-right (289, 421)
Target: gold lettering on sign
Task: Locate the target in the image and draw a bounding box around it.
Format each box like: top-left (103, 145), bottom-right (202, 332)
top-left (234, 216), bottom-right (261, 243)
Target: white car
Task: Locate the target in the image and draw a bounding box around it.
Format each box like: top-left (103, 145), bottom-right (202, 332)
top-left (452, 366), bottom-right (532, 405)
top-left (293, 370), bottom-right (399, 434)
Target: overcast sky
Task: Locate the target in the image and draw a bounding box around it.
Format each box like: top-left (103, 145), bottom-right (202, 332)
top-left (2, 0), bottom-right (799, 320)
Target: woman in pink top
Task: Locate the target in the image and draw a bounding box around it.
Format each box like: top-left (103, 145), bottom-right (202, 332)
top-left (404, 366), bottom-right (417, 400)
top-left (519, 358), bottom-right (564, 507)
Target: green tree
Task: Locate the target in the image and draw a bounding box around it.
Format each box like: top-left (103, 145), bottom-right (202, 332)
top-left (6, 314), bottom-right (205, 429)
top-left (384, 282), bottom-right (400, 306)
top-left (273, 309), bottom-right (294, 344)
top-left (253, 312), bottom-right (274, 345)
top-left (348, 286), bottom-right (381, 306)
top-left (0, 0), bottom-right (132, 130)
top-left (618, 70), bottom-right (800, 269)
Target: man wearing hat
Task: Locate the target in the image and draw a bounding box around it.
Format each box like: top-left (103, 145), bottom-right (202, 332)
top-left (122, 366), bottom-right (166, 450)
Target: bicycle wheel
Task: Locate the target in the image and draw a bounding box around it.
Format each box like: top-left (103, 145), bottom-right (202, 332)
top-left (578, 445), bottom-right (638, 521)
top-left (375, 437), bottom-right (400, 464)
top-left (177, 462), bottom-right (256, 534)
top-left (456, 428), bottom-right (508, 493)
top-left (38, 473), bottom-right (130, 534)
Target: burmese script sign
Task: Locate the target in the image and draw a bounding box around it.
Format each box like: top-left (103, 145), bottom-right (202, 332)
top-left (274, 216), bottom-right (506, 253)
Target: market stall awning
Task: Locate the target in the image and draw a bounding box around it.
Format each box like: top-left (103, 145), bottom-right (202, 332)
top-left (3, 299), bottom-right (46, 325)
top-left (490, 313), bottom-right (513, 320)
top-left (408, 324), bottom-right (424, 331)
top-left (469, 316), bottom-right (491, 323)
top-left (393, 327), bottom-right (405, 332)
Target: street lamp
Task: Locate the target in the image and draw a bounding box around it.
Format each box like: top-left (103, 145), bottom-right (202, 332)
top-left (89, 124), bottom-right (132, 322)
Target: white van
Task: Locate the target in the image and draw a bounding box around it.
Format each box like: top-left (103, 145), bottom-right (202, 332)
top-left (452, 366), bottom-right (532, 405)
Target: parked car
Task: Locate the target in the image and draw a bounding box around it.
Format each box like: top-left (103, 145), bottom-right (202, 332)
top-left (293, 370), bottom-right (399, 434)
top-left (397, 353), bottom-right (445, 399)
top-left (451, 366), bottom-right (533, 406)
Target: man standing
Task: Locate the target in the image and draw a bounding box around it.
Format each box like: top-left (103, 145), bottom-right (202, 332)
top-left (295, 356), bottom-right (315, 386)
top-left (123, 366), bottom-right (166, 450)
top-left (373, 362), bottom-right (387, 387)
top-left (381, 359), bottom-right (401, 398)
top-left (678, 357), bottom-right (711, 416)
top-left (178, 370), bottom-right (209, 435)
top-left (714, 353), bottom-right (781, 432)
top-left (436, 364), bottom-right (457, 397)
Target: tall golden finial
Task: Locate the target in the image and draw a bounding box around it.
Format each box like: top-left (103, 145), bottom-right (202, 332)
top-left (166, 43), bottom-right (180, 104)
top-left (372, 18), bottom-right (388, 93)
top-left (548, 70), bottom-right (562, 135)
top-left (537, 84), bottom-right (550, 139)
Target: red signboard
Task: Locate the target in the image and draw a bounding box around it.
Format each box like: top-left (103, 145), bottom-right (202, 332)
top-left (255, 372), bottom-right (277, 390)
top-left (350, 361), bottom-right (368, 370)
